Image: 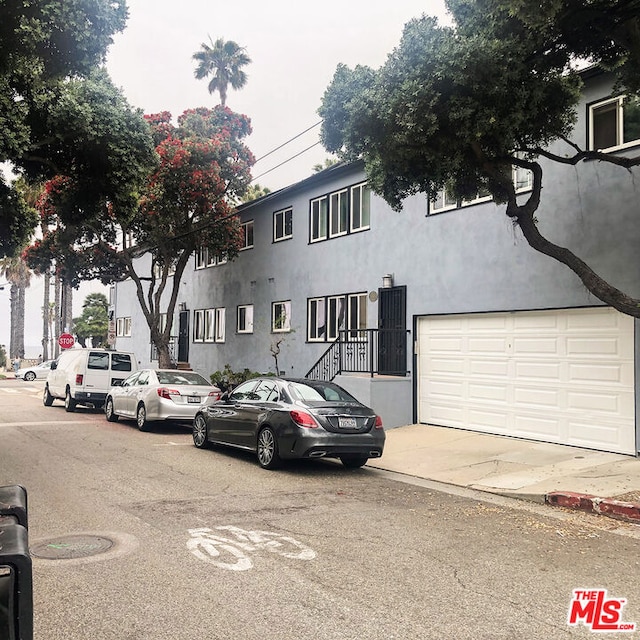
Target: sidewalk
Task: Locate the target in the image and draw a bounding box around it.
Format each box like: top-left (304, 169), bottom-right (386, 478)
top-left (368, 423), bottom-right (640, 523)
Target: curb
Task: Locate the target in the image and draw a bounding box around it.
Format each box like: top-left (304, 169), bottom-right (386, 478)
top-left (546, 491), bottom-right (640, 524)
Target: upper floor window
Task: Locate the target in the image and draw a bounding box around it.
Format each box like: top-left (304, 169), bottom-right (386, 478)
top-left (273, 208), bottom-right (293, 242)
top-left (272, 300), bottom-right (291, 333)
top-left (195, 246), bottom-right (227, 269)
top-left (241, 220), bottom-right (254, 250)
top-left (589, 94), bottom-right (640, 151)
top-left (237, 305), bottom-right (254, 334)
top-left (310, 182), bottom-right (371, 243)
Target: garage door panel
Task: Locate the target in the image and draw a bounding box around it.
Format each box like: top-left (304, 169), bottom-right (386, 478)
top-left (417, 308), bottom-right (635, 454)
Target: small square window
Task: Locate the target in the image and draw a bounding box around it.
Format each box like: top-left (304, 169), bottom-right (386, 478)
top-left (237, 305), bottom-right (254, 333)
top-left (274, 208), bottom-right (293, 242)
top-left (272, 301), bottom-right (291, 332)
top-left (589, 95), bottom-right (640, 151)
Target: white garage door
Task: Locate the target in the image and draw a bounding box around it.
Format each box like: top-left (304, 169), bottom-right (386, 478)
top-left (417, 308), bottom-right (636, 454)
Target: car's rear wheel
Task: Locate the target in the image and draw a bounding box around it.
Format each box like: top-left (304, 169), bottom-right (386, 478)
top-left (43, 386), bottom-right (54, 407)
top-left (136, 403), bottom-right (150, 431)
top-left (340, 455), bottom-right (369, 469)
top-left (192, 414), bottom-right (210, 449)
top-left (24, 371), bottom-right (36, 382)
top-left (105, 397), bottom-right (119, 422)
top-left (257, 427), bottom-right (282, 470)
top-left (64, 389), bottom-right (77, 412)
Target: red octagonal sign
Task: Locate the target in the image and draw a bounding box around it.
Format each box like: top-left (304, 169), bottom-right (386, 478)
top-left (58, 333), bottom-right (75, 349)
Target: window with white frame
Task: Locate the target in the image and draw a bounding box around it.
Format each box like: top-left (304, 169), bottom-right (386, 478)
top-left (430, 188), bottom-right (458, 214)
top-left (307, 293), bottom-right (366, 342)
top-left (329, 189), bottom-right (348, 237)
top-left (194, 308), bottom-right (225, 342)
top-left (589, 94), bottom-right (640, 151)
top-left (307, 297), bottom-right (326, 341)
top-left (237, 305), bottom-right (254, 333)
top-left (311, 182), bottom-right (372, 242)
top-left (153, 262), bottom-right (176, 278)
top-left (310, 195), bottom-right (328, 242)
top-left (195, 247), bottom-right (227, 269)
top-left (272, 300), bottom-right (291, 332)
top-left (273, 208), bottom-right (293, 242)
top-left (350, 183), bottom-right (371, 231)
top-left (116, 316), bottom-right (132, 337)
top-left (241, 220), bottom-right (254, 250)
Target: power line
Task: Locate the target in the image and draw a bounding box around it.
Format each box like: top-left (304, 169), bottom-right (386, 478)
top-left (250, 141), bottom-right (322, 183)
top-left (253, 121), bottom-right (322, 164)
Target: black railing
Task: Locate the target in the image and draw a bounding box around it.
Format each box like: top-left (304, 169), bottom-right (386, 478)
top-left (305, 329), bottom-right (409, 381)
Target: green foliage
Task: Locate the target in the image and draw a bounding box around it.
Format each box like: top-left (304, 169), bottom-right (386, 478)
top-left (0, 178), bottom-right (38, 258)
top-left (241, 183), bottom-right (271, 203)
top-left (0, 343), bottom-right (7, 370)
top-left (312, 158), bottom-right (340, 173)
top-left (0, 0), bottom-right (131, 258)
top-left (193, 38), bottom-right (251, 106)
top-left (72, 293), bottom-right (109, 348)
top-left (210, 364), bottom-right (271, 392)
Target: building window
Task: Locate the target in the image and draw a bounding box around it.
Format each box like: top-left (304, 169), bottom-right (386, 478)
top-left (195, 247), bottom-right (227, 269)
top-left (116, 317), bottom-right (131, 337)
top-left (272, 300), bottom-right (291, 332)
top-left (329, 189), bottom-right (348, 238)
top-left (273, 208), bottom-right (293, 242)
top-left (350, 183), bottom-right (371, 231)
top-left (241, 220), bottom-right (254, 250)
top-left (307, 298), bottom-right (326, 341)
top-left (589, 94), bottom-right (640, 151)
top-left (237, 305), bottom-right (254, 334)
top-left (430, 188), bottom-right (458, 214)
top-left (310, 182), bottom-right (372, 243)
top-left (307, 292), bottom-right (366, 342)
top-left (310, 196), bottom-right (328, 242)
top-left (195, 308), bottom-right (225, 343)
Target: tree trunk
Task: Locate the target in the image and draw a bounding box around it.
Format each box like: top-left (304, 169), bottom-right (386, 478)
top-left (42, 270), bottom-right (50, 360)
top-left (9, 283), bottom-right (18, 359)
top-left (54, 274), bottom-right (61, 358)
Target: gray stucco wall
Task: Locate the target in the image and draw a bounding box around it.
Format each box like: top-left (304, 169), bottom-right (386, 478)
top-left (112, 71), bottom-right (639, 436)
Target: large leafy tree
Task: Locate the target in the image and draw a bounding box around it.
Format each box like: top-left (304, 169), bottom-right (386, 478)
top-left (319, 0), bottom-right (640, 317)
top-left (73, 293), bottom-right (109, 348)
top-left (0, 0), bottom-right (129, 258)
top-left (193, 37), bottom-right (251, 107)
top-left (25, 106), bottom-right (255, 367)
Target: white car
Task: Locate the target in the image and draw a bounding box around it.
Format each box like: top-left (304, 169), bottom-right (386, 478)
top-left (104, 369), bottom-right (222, 431)
top-left (16, 360), bottom-right (55, 381)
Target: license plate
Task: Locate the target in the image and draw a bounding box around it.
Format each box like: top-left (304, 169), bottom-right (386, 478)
top-left (187, 396), bottom-right (201, 404)
top-left (338, 417), bottom-right (357, 429)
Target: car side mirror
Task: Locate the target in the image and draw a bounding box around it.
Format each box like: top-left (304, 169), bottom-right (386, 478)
top-left (50, 362), bottom-right (57, 370)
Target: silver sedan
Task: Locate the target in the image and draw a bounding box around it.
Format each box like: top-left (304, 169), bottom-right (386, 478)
top-left (15, 360), bottom-right (55, 381)
top-left (104, 369), bottom-right (221, 431)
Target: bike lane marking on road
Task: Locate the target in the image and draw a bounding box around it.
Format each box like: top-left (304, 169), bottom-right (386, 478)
top-left (186, 525), bottom-right (317, 571)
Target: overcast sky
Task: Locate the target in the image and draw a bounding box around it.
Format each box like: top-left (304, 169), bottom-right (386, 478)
top-left (2, 0), bottom-right (451, 358)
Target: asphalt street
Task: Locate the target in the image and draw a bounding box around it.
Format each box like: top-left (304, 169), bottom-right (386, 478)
top-left (1, 378), bottom-right (640, 639)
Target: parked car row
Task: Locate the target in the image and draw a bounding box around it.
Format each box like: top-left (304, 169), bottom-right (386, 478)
top-left (40, 349), bottom-right (385, 470)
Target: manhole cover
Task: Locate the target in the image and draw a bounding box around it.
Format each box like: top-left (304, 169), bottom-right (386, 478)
top-left (31, 535), bottom-right (114, 560)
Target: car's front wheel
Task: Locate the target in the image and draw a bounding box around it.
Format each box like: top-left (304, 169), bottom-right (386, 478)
top-left (257, 427), bottom-right (282, 470)
top-left (340, 455), bottom-right (369, 469)
top-left (24, 371), bottom-right (36, 382)
top-left (136, 403), bottom-right (150, 431)
top-left (64, 389), bottom-right (77, 412)
top-left (192, 414), bottom-right (210, 449)
top-left (105, 398), bottom-right (119, 422)
top-left (43, 386), bottom-right (54, 407)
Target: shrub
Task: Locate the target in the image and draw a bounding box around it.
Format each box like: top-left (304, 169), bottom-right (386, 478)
top-left (209, 363), bottom-right (272, 392)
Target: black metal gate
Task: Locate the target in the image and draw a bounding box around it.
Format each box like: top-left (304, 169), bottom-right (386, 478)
top-left (377, 285), bottom-right (407, 375)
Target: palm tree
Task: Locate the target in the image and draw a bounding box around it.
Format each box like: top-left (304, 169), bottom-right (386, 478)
top-left (0, 256), bottom-right (31, 360)
top-left (192, 37), bottom-right (251, 106)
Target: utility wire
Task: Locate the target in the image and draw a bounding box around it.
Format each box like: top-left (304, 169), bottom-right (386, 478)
top-left (250, 141), bottom-right (322, 183)
top-left (253, 121), bottom-right (322, 163)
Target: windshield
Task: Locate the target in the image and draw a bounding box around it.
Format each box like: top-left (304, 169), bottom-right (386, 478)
top-left (156, 371), bottom-right (210, 386)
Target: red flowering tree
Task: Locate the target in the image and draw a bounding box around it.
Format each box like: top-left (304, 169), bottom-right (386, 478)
top-left (25, 106), bottom-right (255, 367)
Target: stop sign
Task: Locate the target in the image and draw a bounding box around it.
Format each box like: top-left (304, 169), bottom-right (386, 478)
top-left (58, 333), bottom-right (75, 349)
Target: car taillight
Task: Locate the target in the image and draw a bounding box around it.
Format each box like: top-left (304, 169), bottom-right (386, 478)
top-left (374, 415), bottom-right (383, 429)
top-left (75, 374), bottom-right (83, 385)
top-left (208, 390), bottom-right (221, 401)
top-left (157, 387), bottom-right (180, 400)
top-left (290, 410), bottom-right (318, 428)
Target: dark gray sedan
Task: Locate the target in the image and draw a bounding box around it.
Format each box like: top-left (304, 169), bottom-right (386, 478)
top-left (192, 377), bottom-right (385, 470)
